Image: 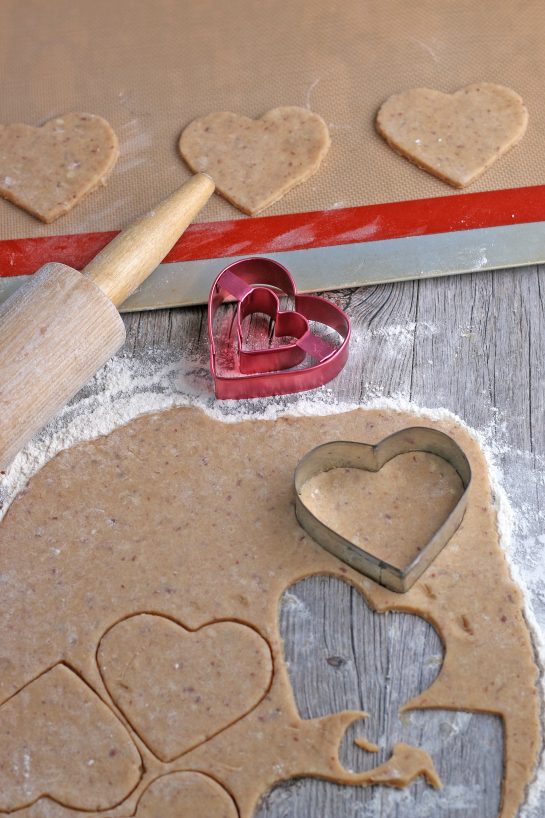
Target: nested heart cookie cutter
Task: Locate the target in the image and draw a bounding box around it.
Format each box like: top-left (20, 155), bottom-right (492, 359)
top-left (294, 427), bottom-right (472, 593)
top-left (208, 258), bottom-right (350, 399)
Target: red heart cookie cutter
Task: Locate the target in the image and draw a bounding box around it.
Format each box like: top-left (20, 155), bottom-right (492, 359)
top-left (208, 257), bottom-right (350, 399)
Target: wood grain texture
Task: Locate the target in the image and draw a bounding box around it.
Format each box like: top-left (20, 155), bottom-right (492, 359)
top-left (122, 263), bottom-right (545, 817)
top-left (0, 262), bottom-right (125, 470)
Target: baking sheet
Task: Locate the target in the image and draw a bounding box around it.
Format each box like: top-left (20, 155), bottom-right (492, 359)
top-left (1, 0), bottom-right (544, 296)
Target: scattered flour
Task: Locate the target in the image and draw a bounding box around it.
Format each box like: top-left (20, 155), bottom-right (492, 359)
top-left (0, 346), bottom-right (544, 816)
top-left (304, 77), bottom-right (322, 110)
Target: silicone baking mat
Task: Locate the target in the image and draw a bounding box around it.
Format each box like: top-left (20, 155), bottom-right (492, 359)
top-left (1, 0), bottom-right (545, 294)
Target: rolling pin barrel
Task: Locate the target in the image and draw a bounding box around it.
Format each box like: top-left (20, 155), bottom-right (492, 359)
top-left (0, 173), bottom-right (214, 470)
top-left (0, 263), bottom-right (125, 469)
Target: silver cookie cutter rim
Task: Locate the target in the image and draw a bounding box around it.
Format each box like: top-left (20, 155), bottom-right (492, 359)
top-left (294, 427), bottom-right (472, 593)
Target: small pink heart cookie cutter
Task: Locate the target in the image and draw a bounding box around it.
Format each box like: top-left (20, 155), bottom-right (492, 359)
top-left (208, 257), bottom-right (351, 399)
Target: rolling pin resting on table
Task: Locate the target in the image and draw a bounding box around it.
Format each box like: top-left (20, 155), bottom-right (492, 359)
top-left (0, 173), bottom-right (214, 470)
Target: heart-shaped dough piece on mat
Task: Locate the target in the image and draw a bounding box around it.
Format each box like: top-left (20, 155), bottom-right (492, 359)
top-left (0, 112), bottom-right (119, 222)
top-left (179, 106), bottom-right (330, 214)
top-left (376, 83), bottom-right (528, 188)
top-left (0, 663), bottom-right (141, 812)
top-left (129, 772), bottom-right (238, 818)
top-left (98, 613), bottom-right (273, 762)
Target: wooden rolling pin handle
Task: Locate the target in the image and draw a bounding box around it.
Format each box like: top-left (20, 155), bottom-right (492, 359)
top-left (84, 173), bottom-right (214, 306)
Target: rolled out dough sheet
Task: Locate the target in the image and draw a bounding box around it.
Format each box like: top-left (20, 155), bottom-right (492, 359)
top-left (0, 406), bottom-right (539, 818)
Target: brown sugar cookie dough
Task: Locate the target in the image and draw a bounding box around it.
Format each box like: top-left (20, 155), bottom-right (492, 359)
top-left (376, 84), bottom-right (528, 188)
top-left (97, 614), bottom-right (273, 762)
top-left (354, 742), bottom-right (442, 790)
top-left (0, 664), bottom-right (141, 811)
top-left (178, 106), bottom-right (330, 215)
top-left (300, 452), bottom-right (464, 571)
top-left (0, 406), bottom-right (539, 818)
top-left (124, 771), bottom-right (239, 818)
top-left (0, 112), bottom-right (119, 222)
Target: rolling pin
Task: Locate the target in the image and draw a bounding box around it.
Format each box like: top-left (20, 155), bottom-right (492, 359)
top-left (0, 172), bottom-right (214, 470)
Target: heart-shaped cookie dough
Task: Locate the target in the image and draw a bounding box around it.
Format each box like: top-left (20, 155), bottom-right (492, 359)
top-left (0, 112), bottom-right (119, 222)
top-left (128, 771), bottom-right (238, 818)
top-left (98, 614), bottom-right (273, 762)
top-left (179, 106), bottom-right (330, 214)
top-left (376, 83), bottom-right (528, 188)
top-left (0, 663), bottom-right (141, 812)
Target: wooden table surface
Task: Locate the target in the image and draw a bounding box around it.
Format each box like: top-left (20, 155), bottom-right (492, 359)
top-left (122, 264), bottom-right (545, 817)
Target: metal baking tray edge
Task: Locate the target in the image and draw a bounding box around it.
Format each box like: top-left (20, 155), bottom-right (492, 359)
top-left (1, 220), bottom-right (543, 312)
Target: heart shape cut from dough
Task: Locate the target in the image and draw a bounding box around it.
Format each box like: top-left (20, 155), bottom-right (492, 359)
top-left (98, 614), bottom-right (273, 762)
top-left (179, 106), bottom-right (330, 214)
top-left (128, 771), bottom-right (238, 818)
top-left (376, 83), bottom-right (528, 188)
top-left (0, 112), bottom-right (119, 222)
top-left (295, 427), bottom-right (471, 592)
top-left (0, 663), bottom-right (141, 812)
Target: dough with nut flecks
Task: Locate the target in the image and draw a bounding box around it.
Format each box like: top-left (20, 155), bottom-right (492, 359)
top-left (179, 106), bottom-right (330, 214)
top-left (0, 112), bottom-right (119, 222)
top-left (376, 83), bottom-right (528, 187)
top-left (0, 406), bottom-right (539, 818)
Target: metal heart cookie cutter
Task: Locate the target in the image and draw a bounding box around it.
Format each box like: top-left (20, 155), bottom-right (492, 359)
top-left (208, 257), bottom-right (350, 399)
top-left (294, 427), bottom-right (472, 593)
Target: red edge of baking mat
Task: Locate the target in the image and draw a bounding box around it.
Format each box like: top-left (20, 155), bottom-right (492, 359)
top-left (2, 183), bottom-right (545, 278)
